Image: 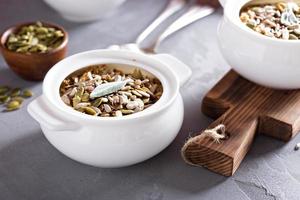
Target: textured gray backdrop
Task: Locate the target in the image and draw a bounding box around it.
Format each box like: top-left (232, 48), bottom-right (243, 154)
top-left (0, 0), bottom-right (300, 199)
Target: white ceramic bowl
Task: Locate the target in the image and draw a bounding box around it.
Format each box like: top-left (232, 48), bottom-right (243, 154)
top-left (27, 50), bottom-right (191, 167)
top-left (218, 0), bottom-right (300, 89)
top-left (43, 0), bottom-right (126, 22)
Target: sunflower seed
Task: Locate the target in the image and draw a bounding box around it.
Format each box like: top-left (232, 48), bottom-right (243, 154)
top-left (115, 110), bottom-right (123, 117)
top-left (126, 101), bottom-right (138, 110)
top-left (119, 95), bottom-right (128, 105)
top-left (75, 102), bottom-right (91, 109)
top-left (131, 90), bottom-right (143, 97)
top-left (103, 104), bottom-right (112, 113)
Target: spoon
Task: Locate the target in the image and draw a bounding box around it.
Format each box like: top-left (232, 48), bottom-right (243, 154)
top-left (135, 0), bottom-right (187, 46)
top-left (111, 0), bottom-right (220, 53)
top-left (143, 4), bottom-right (218, 53)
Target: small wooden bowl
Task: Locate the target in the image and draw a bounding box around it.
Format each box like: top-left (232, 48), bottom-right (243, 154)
top-left (0, 22), bottom-right (68, 81)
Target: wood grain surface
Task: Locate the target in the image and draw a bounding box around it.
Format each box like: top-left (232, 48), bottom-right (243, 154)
top-left (182, 70), bottom-right (300, 176)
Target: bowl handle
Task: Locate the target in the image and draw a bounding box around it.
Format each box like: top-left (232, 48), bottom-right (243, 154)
top-left (27, 95), bottom-right (80, 131)
top-left (153, 54), bottom-right (192, 87)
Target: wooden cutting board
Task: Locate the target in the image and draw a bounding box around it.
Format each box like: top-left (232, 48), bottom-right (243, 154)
top-left (182, 70), bottom-right (300, 176)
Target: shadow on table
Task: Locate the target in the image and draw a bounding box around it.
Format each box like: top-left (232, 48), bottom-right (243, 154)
top-left (0, 122), bottom-right (289, 200)
top-left (0, 130), bottom-right (225, 200)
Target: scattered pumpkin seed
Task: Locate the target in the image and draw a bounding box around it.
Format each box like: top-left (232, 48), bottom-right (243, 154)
top-left (22, 89), bottom-right (33, 98)
top-left (0, 86), bottom-right (10, 95)
top-left (0, 95), bottom-right (10, 104)
top-left (6, 100), bottom-right (20, 111)
top-left (0, 86), bottom-right (33, 112)
top-left (10, 88), bottom-right (21, 97)
top-left (11, 96), bottom-right (24, 104)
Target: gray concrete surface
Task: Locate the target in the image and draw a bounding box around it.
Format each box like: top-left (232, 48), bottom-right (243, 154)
top-left (0, 0), bottom-right (300, 199)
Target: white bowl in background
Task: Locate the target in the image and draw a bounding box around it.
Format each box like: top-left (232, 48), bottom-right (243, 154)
top-left (27, 49), bottom-right (191, 167)
top-left (43, 0), bottom-right (126, 22)
top-left (218, 0), bottom-right (300, 89)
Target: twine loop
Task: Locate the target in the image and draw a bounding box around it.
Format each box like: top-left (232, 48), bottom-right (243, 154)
top-left (181, 124), bottom-right (228, 166)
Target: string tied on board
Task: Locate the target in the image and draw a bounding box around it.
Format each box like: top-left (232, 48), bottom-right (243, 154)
top-left (202, 124), bottom-right (227, 144)
top-left (181, 124), bottom-right (228, 166)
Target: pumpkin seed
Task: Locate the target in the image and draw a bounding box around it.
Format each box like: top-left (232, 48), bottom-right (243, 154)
top-left (0, 86), bottom-right (10, 95)
top-left (6, 100), bottom-right (20, 111)
top-left (121, 109), bottom-right (134, 115)
top-left (72, 95), bottom-right (81, 107)
top-left (6, 21), bottom-right (65, 54)
top-left (132, 68), bottom-right (143, 79)
top-left (91, 106), bottom-right (101, 115)
top-left (0, 86), bottom-right (34, 111)
top-left (92, 98), bottom-right (102, 107)
top-left (84, 107), bottom-right (97, 115)
top-left (81, 92), bottom-right (90, 102)
top-left (0, 95), bottom-right (10, 104)
top-left (11, 96), bottom-right (24, 104)
top-left (10, 88), bottom-right (21, 97)
top-left (294, 28), bottom-right (300, 35)
top-left (22, 89), bottom-right (33, 98)
top-left (76, 86), bottom-right (84, 97)
top-left (289, 33), bottom-right (299, 40)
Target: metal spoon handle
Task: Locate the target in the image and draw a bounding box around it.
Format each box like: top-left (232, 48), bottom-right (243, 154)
top-left (135, 0), bottom-right (186, 46)
top-left (150, 5), bottom-right (215, 51)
